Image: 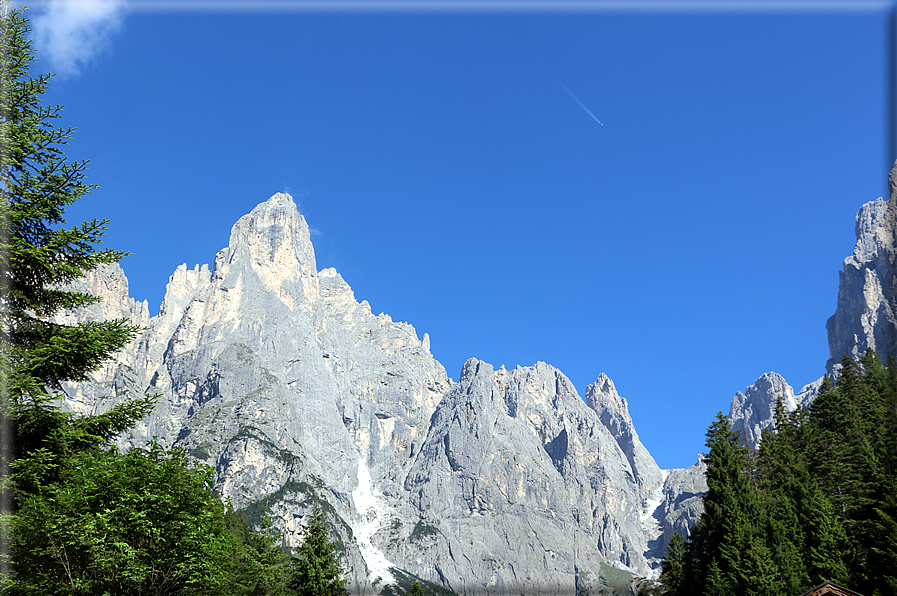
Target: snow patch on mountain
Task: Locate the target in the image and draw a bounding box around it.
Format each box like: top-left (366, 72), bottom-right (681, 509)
top-left (351, 457), bottom-right (396, 587)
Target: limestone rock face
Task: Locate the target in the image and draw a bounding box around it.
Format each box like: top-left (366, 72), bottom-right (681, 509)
top-left (585, 374), bottom-right (664, 493)
top-left (826, 164), bottom-right (897, 373)
top-left (727, 373), bottom-right (825, 455)
top-left (583, 373), bottom-right (701, 572)
top-left (399, 359), bottom-right (665, 590)
top-left (649, 459), bottom-right (707, 558)
top-left (59, 193), bottom-right (700, 593)
top-left (54, 262), bottom-right (150, 328)
top-left (54, 262), bottom-right (151, 417)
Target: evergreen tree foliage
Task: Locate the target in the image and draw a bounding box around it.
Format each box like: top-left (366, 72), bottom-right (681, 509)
top-left (757, 397), bottom-right (848, 589)
top-left (225, 508), bottom-right (294, 596)
top-left (661, 351), bottom-right (897, 596)
top-left (289, 500), bottom-right (349, 596)
top-left (0, 5), bottom-right (153, 588)
top-left (687, 413), bottom-right (776, 596)
top-left (868, 502), bottom-right (897, 595)
top-left (0, 4), bottom-right (145, 413)
top-left (658, 533), bottom-right (688, 594)
top-left (409, 581), bottom-right (425, 596)
top-left (0, 1), bottom-right (155, 507)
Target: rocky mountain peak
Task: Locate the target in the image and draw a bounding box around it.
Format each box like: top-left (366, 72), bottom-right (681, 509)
top-left (59, 193), bottom-right (710, 593)
top-left (585, 374), bottom-right (663, 492)
top-left (53, 262), bottom-right (150, 328)
top-left (826, 161), bottom-right (897, 373)
top-left (585, 373), bottom-right (628, 419)
top-left (729, 372), bottom-right (797, 452)
top-left (214, 192), bottom-right (319, 309)
top-left (729, 163), bottom-right (897, 455)
top-left (159, 263), bottom-right (212, 318)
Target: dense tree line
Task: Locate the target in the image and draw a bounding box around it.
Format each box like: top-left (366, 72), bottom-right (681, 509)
top-left (0, 6), bottom-right (353, 595)
top-left (661, 350), bottom-right (897, 596)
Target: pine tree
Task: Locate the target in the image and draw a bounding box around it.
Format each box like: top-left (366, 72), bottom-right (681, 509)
top-left (0, 5), bottom-right (155, 587)
top-left (703, 413), bottom-right (771, 595)
top-left (807, 356), bottom-right (886, 589)
top-left (756, 400), bottom-right (809, 592)
top-left (660, 355), bottom-right (897, 595)
top-left (409, 581), bottom-right (425, 596)
top-left (881, 356), bottom-right (897, 475)
top-left (676, 413), bottom-right (777, 596)
top-left (0, 1), bottom-right (155, 486)
top-left (290, 500), bottom-right (349, 596)
top-left (659, 533), bottom-right (688, 596)
top-left (226, 508), bottom-right (294, 595)
top-left (868, 502), bottom-right (897, 596)
top-left (756, 397), bottom-right (849, 590)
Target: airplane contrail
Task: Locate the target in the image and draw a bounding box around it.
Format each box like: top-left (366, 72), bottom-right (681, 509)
top-left (559, 81), bottom-right (603, 126)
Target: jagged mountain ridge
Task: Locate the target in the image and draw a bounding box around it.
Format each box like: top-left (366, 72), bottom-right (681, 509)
top-left (58, 193), bottom-right (704, 594)
top-left (61, 169), bottom-right (897, 591)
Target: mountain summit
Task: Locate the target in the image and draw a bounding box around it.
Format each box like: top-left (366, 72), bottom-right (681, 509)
top-left (59, 193), bottom-right (704, 593)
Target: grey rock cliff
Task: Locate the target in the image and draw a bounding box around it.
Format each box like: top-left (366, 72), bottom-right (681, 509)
top-left (729, 372), bottom-right (798, 453)
top-left (585, 374), bottom-right (664, 493)
top-left (400, 359), bottom-right (663, 591)
top-left (650, 459), bottom-right (707, 558)
top-left (826, 161), bottom-right (897, 373)
top-left (59, 193), bottom-right (700, 593)
top-left (54, 263), bottom-right (151, 417)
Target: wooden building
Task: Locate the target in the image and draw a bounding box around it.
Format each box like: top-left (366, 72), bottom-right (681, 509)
top-left (800, 581), bottom-right (865, 596)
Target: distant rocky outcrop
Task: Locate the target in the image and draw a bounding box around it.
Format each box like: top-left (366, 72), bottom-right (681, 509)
top-left (650, 459), bottom-right (707, 558)
top-left (729, 373), bottom-right (797, 452)
top-left (585, 374), bottom-right (664, 493)
top-left (53, 263), bottom-right (151, 416)
top-left (400, 358), bottom-right (671, 591)
top-left (58, 193), bottom-right (703, 594)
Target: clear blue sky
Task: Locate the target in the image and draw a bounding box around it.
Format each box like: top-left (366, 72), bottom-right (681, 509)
top-left (19, 0), bottom-right (894, 469)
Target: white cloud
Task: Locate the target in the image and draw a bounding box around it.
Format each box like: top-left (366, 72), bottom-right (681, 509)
top-left (32, 0), bottom-right (127, 77)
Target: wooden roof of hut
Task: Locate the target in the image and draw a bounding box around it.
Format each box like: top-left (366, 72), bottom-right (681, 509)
top-left (799, 581), bottom-right (865, 596)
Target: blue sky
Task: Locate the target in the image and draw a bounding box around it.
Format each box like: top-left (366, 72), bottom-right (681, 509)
top-left (20, 0), bottom-right (894, 469)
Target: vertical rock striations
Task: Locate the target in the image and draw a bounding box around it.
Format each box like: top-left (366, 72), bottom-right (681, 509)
top-left (53, 262), bottom-right (151, 416)
top-left (650, 459), bottom-right (707, 557)
top-left (399, 359), bottom-right (666, 591)
top-left (585, 374), bottom-right (664, 493)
